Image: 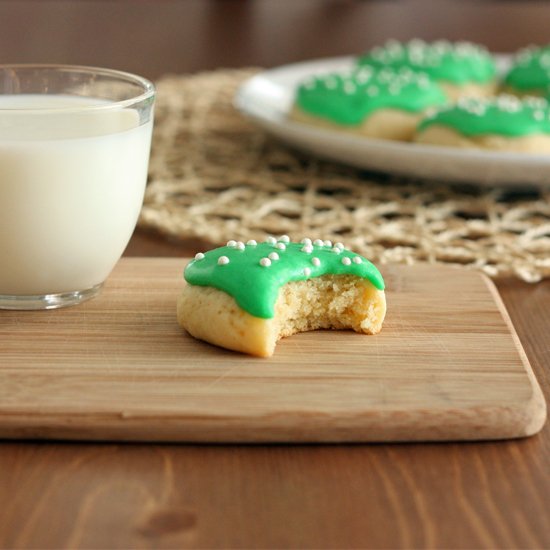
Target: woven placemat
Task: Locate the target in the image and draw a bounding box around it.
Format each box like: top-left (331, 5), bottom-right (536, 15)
top-left (140, 69), bottom-right (550, 282)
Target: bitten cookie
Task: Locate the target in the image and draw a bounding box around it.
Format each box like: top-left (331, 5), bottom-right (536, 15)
top-left (291, 66), bottom-right (447, 141)
top-left (503, 45), bottom-right (550, 98)
top-left (414, 95), bottom-right (550, 153)
top-left (357, 39), bottom-right (497, 100)
top-left (177, 237), bottom-right (386, 357)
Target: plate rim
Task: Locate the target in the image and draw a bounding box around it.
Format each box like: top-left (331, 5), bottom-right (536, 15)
top-left (234, 54), bottom-right (550, 185)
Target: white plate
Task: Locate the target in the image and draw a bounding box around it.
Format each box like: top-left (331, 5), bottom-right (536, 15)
top-left (235, 56), bottom-right (550, 187)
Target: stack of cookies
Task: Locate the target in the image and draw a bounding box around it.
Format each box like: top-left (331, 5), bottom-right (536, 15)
top-left (292, 40), bottom-right (550, 153)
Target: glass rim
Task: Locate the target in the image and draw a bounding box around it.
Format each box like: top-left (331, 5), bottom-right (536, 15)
top-left (0, 63), bottom-right (155, 112)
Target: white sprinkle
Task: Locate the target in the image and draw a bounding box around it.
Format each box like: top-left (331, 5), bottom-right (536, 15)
top-left (353, 256), bottom-right (363, 264)
top-left (540, 52), bottom-right (550, 68)
top-left (313, 239), bottom-right (324, 246)
top-left (458, 97), bottom-right (473, 110)
top-left (343, 82), bottom-right (356, 95)
top-left (355, 70), bottom-right (371, 84)
top-left (218, 256), bottom-right (230, 265)
top-left (235, 241), bottom-right (245, 251)
top-left (497, 95), bottom-right (520, 113)
top-left (259, 258), bottom-right (272, 267)
top-left (410, 51), bottom-right (425, 66)
top-left (533, 110), bottom-right (545, 121)
top-left (525, 96), bottom-right (547, 109)
top-left (341, 257), bottom-right (352, 266)
top-left (389, 84), bottom-right (400, 96)
top-left (312, 257), bottom-right (321, 267)
top-left (301, 238), bottom-right (312, 245)
top-left (266, 236), bottom-right (277, 245)
top-left (276, 242), bottom-right (286, 251)
top-left (378, 68), bottom-right (394, 82)
top-left (268, 252), bottom-right (279, 261)
top-left (386, 39), bottom-right (401, 52)
top-left (409, 38), bottom-right (426, 50)
top-left (331, 247), bottom-right (342, 254)
top-left (303, 267), bottom-right (312, 277)
top-left (418, 74), bottom-right (430, 89)
top-left (246, 239), bottom-right (257, 246)
top-left (334, 242), bottom-right (345, 250)
top-left (324, 240), bottom-right (332, 247)
top-left (278, 235), bottom-right (290, 243)
top-left (433, 40), bottom-right (449, 53)
top-left (301, 245), bottom-right (313, 254)
top-left (366, 85), bottom-right (379, 97)
top-left (194, 252), bottom-right (205, 261)
top-left (226, 240), bottom-right (237, 248)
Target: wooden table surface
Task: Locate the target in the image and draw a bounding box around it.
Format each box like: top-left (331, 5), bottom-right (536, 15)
top-left (1, 2), bottom-right (549, 548)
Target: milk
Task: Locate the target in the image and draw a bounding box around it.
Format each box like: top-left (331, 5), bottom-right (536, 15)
top-left (0, 95), bottom-right (153, 295)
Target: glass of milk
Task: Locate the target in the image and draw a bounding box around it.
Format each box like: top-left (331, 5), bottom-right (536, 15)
top-left (0, 65), bottom-right (155, 309)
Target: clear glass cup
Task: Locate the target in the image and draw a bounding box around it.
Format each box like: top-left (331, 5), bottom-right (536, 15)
top-left (0, 65), bottom-right (155, 309)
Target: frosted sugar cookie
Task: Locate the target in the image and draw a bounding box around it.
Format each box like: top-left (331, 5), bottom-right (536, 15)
top-left (291, 66), bottom-right (447, 141)
top-left (177, 237), bottom-right (386, 357)
top-left (414, 95), bottom-right (550, 153)
top-left (503, 45), bottom-right (550, 98)
top-left (358, 39), bottom-right (497, 100)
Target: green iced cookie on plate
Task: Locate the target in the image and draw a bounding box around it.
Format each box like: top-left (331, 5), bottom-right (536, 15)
top-left (358, 39), bottom-right (497, 100)
top-left (292, 66), bottom-right (447, 141)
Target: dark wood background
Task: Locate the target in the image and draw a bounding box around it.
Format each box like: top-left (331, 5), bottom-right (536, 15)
top-left (0, 1), bottom-right (549, 548)
top-left (1, 0), bottom-right (550, 79)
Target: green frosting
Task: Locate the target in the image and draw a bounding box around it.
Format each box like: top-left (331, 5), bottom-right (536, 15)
top-left (504, 45), bottom-right (550, 94)
top-left (295, 66), bottom-right (447, 126)
top-left (418, 95), bottom-right (550, 137)
top-left (184, 238), bottom-right (385, 319)
top-left (357, 39), bottom-right (496, 84)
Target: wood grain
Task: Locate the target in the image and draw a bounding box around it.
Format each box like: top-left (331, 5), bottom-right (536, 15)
top-left (0, 235), bottom-right (548, 549)
top-left (1, 438), bottom-right (549, 549)
top-left (0, 258), bottom-right (545, 443)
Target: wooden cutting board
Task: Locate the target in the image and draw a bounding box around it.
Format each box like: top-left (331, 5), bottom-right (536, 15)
top-left (0, 258), bottom-right (545, 443)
